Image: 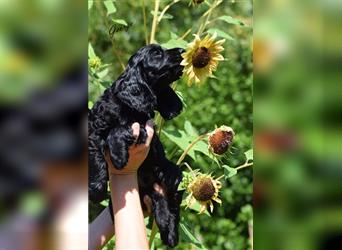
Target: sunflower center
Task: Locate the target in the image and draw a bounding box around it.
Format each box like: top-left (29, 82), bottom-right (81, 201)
top-left (192, 47), bottom-right (211, 68)
top-left (192, 178), bottom-right (215, 201)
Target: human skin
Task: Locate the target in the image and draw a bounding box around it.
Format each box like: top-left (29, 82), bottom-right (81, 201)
top-left (89, 120), bottom-right (161, 250)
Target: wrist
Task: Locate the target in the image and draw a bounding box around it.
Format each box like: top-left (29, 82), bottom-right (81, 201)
top-left (108, 169), bottom-right (138, 176)
top-left (109, 173), bottom-right (139, 192)
top-left (109, 172), bottom-right (137, 180)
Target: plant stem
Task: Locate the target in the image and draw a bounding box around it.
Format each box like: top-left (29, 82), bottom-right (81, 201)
top-left (141, 0), bottom-right (149, 44)
top-left (180, 162), bottom-right (194, 172)
top-left (217, 161), bottom-right (253, 180)
top-left (158, 118), bottom-right (164, 135)
top-left (150, 0), bottom-right (160, 43)
top-left (157, 0), bottom-right (180, 23)
top-left (236, 162), bottom-right (253, 171)
top-left (176, 133), bottom-right (208, 165)
top-left (96, 1), bottom-right (125, 70)
top-left (248, 220), bottom-right (253, 250)
top-left (179, 28), bottom-right (192, 40)
top-left (197, 0), bottom-right (221, 36)
top-left (149, 219), bottom-right (158, 248)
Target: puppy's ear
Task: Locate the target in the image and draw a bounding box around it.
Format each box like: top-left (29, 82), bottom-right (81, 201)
top-left (157, 86), bottom-right (183, 120)
top-left (115, 79), bottom-right (157, 114)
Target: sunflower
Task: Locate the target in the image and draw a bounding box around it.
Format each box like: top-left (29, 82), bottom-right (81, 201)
top-left (185, 173), bottom-right (222, 213)
top-left (181, 33), bottom-right (225, 85)
top-left (208, 125), bottom-right (234, 156)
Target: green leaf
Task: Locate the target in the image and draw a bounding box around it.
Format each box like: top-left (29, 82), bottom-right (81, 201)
top-left (175, 90), bottom-right (187, 108)
top-left (161, 120), bottom-right (224, 164)
top-left (244, 149), bottom-right (253, 162)
top-left (88, 101), bottom-right (94, 109)
top-left (112, 19), bottom-right (127, 26)
top-left (97, 68), bottom-right (109, 78)
top-left (162, 129), bottom-right (196, 160)
top-left (100, 199), bottom-right (109, 207)
top-left (192, 140), bottom-right (208, 155)
top-left (161, 38), bottom-right (188, 49)
top-left (187, 200), bottom-right (211, 216)
top-left (207, 28), bottom-right (234, 41)
top-left (163, 121), bottom-right (219, 163)
top-left (104, 0), bottom-right (116, 15)
top-left (218, 15), bottom-right (245, 26)
top-left (150, 11), bottom-right (173, 19)
top-left (180, 221), bottom-right (207, 249)
top-left (184, 120), bottom-right (198, 137)
top-left (170, 31), bottom-right (178, 39)
top-left (223, 165), bottom-right (237, 179)
top-left (88, 43), bottom-right (96, 59)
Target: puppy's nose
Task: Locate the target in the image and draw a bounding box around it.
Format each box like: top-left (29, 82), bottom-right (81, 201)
top-left (167, 47), bottom-right (185, 56)
top-left (177, 48), bottom-right (185, 54)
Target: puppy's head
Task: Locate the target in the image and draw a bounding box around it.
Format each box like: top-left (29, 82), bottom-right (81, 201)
top-left (115, 44), bottom-right (185, 119)
top-left (137, 44), bottom-right (185, 89)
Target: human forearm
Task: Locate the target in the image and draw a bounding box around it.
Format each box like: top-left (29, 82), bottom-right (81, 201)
top-left (110, 173), bottom-right (148, 249)
top-left (89, 207), bottom-right (115, 250)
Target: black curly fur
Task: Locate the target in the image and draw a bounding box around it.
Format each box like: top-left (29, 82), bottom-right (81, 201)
top-left (89, 44), bottom-right (185, 247)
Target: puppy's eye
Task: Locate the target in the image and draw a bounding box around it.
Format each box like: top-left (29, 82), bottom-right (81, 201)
top-left (154, 50), bottom-right (162, 57)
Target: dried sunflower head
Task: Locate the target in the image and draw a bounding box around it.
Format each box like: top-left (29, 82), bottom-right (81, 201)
top-left (208, 125), bottom-right (234, 156)
top-left (185, 173), bottom-right (222, 213)
top-left (181, 33), bottom-right (225, 85)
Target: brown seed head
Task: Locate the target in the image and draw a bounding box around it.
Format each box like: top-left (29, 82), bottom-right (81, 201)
top-left (191, 177), bottom-right (215, 201)
top-left (209, 126), bottom-right (234, 155)
top-left (192, 47), bottom-right (211, 68)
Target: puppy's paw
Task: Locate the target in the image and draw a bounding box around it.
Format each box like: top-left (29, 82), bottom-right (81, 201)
top-left (108, 149), bottom-right (128, 170)
top-left (160, 224), bottom-right (179, 248)
top-left (136, 126), bottom-right (148, 145)
top-left (89, 177), bottom-right (109, 203)
top-left (166, 231), bottom-right (179, 248)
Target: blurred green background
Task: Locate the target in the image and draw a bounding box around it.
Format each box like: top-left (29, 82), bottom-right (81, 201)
top-left (254, 0), bottom-right (342, 249)
top-left (88, 0), bottom-right (252, 249)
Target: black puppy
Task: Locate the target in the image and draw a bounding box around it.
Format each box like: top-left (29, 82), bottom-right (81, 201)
top-left (89, 44), bottom-right (185, 247)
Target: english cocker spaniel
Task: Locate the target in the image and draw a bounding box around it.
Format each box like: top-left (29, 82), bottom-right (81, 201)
top-left (89, 44), bottom-right (185, 247)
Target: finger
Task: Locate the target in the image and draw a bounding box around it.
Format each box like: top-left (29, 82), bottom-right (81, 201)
top-left (153, 183), bottom-right (165, 196)
top-left (143, 195), bottom-right (152, 215)
top-left (144, 120), bottom-right (155, 147)
top-left (131, 122), bottom-right (140, 144)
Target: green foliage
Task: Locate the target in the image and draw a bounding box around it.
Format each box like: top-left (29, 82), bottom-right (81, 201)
top-left (89, 0), bottom-right (252, 249)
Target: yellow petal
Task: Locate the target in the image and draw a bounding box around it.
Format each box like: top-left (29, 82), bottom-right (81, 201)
top-left (212, 197), bottom-right (222, 204)
top-left (213, 55), bottom-right (224, 60)
top-left (215, 39), bottom-right (225, 46)
top-left (199, 203), bottom-right (207, 214)
top-left (209, 201), bottom-right (214, 212)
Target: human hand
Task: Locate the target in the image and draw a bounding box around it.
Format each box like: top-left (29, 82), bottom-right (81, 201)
top-left (105, 120), bottom-right (154, 175)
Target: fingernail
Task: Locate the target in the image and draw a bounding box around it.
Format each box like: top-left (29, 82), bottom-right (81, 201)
top-left (153, 183), bottom-right (160, 191)
top-left (132, 122), bottom-right (139, 129)
top-left (146, 119), bottom-right (154, 126)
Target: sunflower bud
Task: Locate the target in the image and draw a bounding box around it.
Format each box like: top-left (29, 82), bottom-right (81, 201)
top-left (208, 125), bottom-right (234, 155)
top-left (89, 56), bottom-right (102, 71)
